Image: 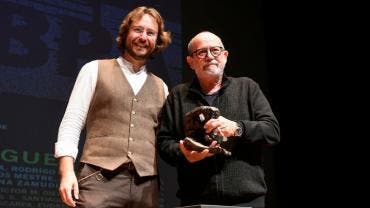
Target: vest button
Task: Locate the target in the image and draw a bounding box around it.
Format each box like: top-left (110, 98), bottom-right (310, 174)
top-left (129, 137), bottom-right (133, 141)
top-left (132, 111), bottom-right (136, 115)
top-left (133, 98), bottom-right (138, 102)
top-left (128, 151), bottom-right (132, 155)
top-left (130, 123), bottom-right (134, 128)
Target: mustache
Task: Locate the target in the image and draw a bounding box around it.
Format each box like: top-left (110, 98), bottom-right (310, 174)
top-left (204, 62), bottom-right (218, 67)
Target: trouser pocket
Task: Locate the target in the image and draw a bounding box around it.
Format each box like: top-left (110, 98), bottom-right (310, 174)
top-left (77, 163), bottom-right (103, 183)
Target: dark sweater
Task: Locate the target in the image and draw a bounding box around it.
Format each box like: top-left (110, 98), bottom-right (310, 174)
top-left (156, 75), bottom-right (280, 206)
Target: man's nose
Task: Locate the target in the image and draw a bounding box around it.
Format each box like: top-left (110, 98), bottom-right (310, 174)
top-left (139, 31), bottom-right (150, 38)
top-left (140, 32), bottom-right (146, 37)
top-left (205, 50), bottom-right (214, 59)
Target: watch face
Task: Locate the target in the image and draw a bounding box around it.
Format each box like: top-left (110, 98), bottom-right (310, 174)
top-left (236, 127), bottom-right (242, 136)
top-left (235, 124), bottom-right (242, 137)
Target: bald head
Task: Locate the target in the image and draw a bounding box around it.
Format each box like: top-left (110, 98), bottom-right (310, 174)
top-left (187, 31), bottom-right (225, 54)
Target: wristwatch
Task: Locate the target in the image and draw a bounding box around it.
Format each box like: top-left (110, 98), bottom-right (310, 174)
top-left (234, 122), bottom-right (243, 137)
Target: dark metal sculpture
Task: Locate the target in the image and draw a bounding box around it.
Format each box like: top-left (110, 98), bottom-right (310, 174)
top-left (183, 106), bottom-right (231, 156)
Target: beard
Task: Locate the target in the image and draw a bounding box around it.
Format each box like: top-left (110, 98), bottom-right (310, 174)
top-left (203, 64), bottom-right (224, 76)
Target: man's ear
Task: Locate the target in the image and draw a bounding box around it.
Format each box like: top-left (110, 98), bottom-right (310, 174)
top-left (186, 56), bottom-right (193, 70)
top-left (223, 50), bottom-right (229, 58)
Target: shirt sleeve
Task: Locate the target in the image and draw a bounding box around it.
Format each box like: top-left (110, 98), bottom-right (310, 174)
top-left (54, 60), bottom-right (98, 159)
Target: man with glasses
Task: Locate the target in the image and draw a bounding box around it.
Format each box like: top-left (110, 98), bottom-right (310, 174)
top-left (156, 31), bottom-right (280, 207)
top-left (55, 6), bottom-right (171, 208)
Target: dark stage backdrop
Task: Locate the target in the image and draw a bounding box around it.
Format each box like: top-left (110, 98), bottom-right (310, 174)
top-left (0, 0), bottom-right (181, 207)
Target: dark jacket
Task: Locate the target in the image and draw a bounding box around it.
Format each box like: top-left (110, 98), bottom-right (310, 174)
top-left (156, 75), bottom-right (280, 205)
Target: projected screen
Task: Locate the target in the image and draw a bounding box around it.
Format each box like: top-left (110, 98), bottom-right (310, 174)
top-left (0, 0), bottom-right (181, 207)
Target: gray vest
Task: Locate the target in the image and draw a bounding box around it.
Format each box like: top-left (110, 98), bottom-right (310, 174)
top-left (80, 59), bottom-right (165, 176)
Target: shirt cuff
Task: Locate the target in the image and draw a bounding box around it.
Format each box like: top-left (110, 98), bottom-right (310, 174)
top-left (54, 141), bottom-right (78, 160)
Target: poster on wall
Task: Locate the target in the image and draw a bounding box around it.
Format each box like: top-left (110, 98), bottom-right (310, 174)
top-left (0, 0), bottom-right (181, 207)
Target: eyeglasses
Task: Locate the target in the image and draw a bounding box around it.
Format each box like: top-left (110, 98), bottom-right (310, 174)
top-left (190, 46), bottom-right (224, 59)
top-left (130, 26), bottom-right (157, 37)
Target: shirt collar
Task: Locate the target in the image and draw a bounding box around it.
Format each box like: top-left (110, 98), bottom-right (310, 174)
top-left (189, 74), bottom-right (230, 94)
top-left (117, 56), bottom-right (147, 75)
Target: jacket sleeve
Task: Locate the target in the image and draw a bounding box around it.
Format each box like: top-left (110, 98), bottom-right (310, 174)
top-left (240, 79), bottom-right (280, 146)
top-left (156, 91), bottom-right (186, 166)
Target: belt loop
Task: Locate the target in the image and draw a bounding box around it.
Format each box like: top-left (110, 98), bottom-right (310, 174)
top-left (127, 162), bottom-right (135, 173)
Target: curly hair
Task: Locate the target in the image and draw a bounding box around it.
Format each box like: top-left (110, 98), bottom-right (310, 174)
top-left (116, 6), bottom-right (172, 56)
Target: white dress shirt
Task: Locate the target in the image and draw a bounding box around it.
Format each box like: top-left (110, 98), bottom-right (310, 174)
top-left (54, 57), bottom-right (168, 159)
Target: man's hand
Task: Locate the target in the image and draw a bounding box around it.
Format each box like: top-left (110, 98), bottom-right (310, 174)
top-left (179, 140), bottom-right (217, 163)
top-left (58, 156), bottom-right (79, 207)
top-left (204, 116), bottom-right (238, 138)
